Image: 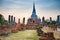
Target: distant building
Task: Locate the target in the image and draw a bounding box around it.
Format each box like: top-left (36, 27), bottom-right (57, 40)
top-left (42, 16), bottom-right (45, 23)
top-left (27, 3), bottom-right (39, 24)
top-left (57, 15), bottom-right (60, 24)
top-left (31, 3), bottom-right (37, 19)
top-left (8, 15), bottom-right (11, 23)
top-left (8, 15), bottom-right (15, 24)
top-left (27, 3), bottom-right (41, 29)
top-left (50, 17), bottom-right (52, 23)
top-left (38, 18), bottom-right (41, 24)
top-left (11, 15), bottom-right (13, 23)
top-left (14, 17), bottom-right (15, 23)
top-left (18, 19), bottom-right (20, 24)
top-left (23, 17), bottom-right (25, 24)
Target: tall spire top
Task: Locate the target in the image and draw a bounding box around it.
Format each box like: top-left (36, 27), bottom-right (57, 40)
top-left (31, 2), bottom-right (37, 18)
top-left (33, 2), bottom-right (35, 11)
top-left (32, 2), bottom-right (36, 14)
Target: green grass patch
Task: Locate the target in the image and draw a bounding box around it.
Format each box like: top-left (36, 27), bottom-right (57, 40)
top-left (1, 30), bottom-right (39, 40)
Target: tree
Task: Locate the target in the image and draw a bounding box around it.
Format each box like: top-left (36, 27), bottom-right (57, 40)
top-left (0, 14), bottom-right (8, 25)
top-left (47, 22), bottom-right (50, 25)
top-left (0, 14), bottom-right (4, 23)
top-left (3, 20), bottom-right (8, 25)
top-left (51, 21), bottom-right (56, 25)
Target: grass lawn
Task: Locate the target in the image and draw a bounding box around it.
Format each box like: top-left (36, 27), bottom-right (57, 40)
top-left (0, 30), bottom-right (39, 40)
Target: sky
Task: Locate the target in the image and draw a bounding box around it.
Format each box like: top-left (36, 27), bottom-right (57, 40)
top-left (0, 0), bottom-right (60, 23)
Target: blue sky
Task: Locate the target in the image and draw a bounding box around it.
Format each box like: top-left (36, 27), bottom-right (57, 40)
top-left (0, 0), bottom-right (60, 23)
top-left (0, 0), bottom-right (60, 9)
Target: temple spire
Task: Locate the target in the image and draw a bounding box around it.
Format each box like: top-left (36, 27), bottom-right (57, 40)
top-left (31, 2), bottom-right (37, 18)
top-left (32, 2), bottom-right (36, 15)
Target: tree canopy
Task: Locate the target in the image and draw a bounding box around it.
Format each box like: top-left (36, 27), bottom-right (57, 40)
top-left (0, 14), bottom-right (4, 23)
